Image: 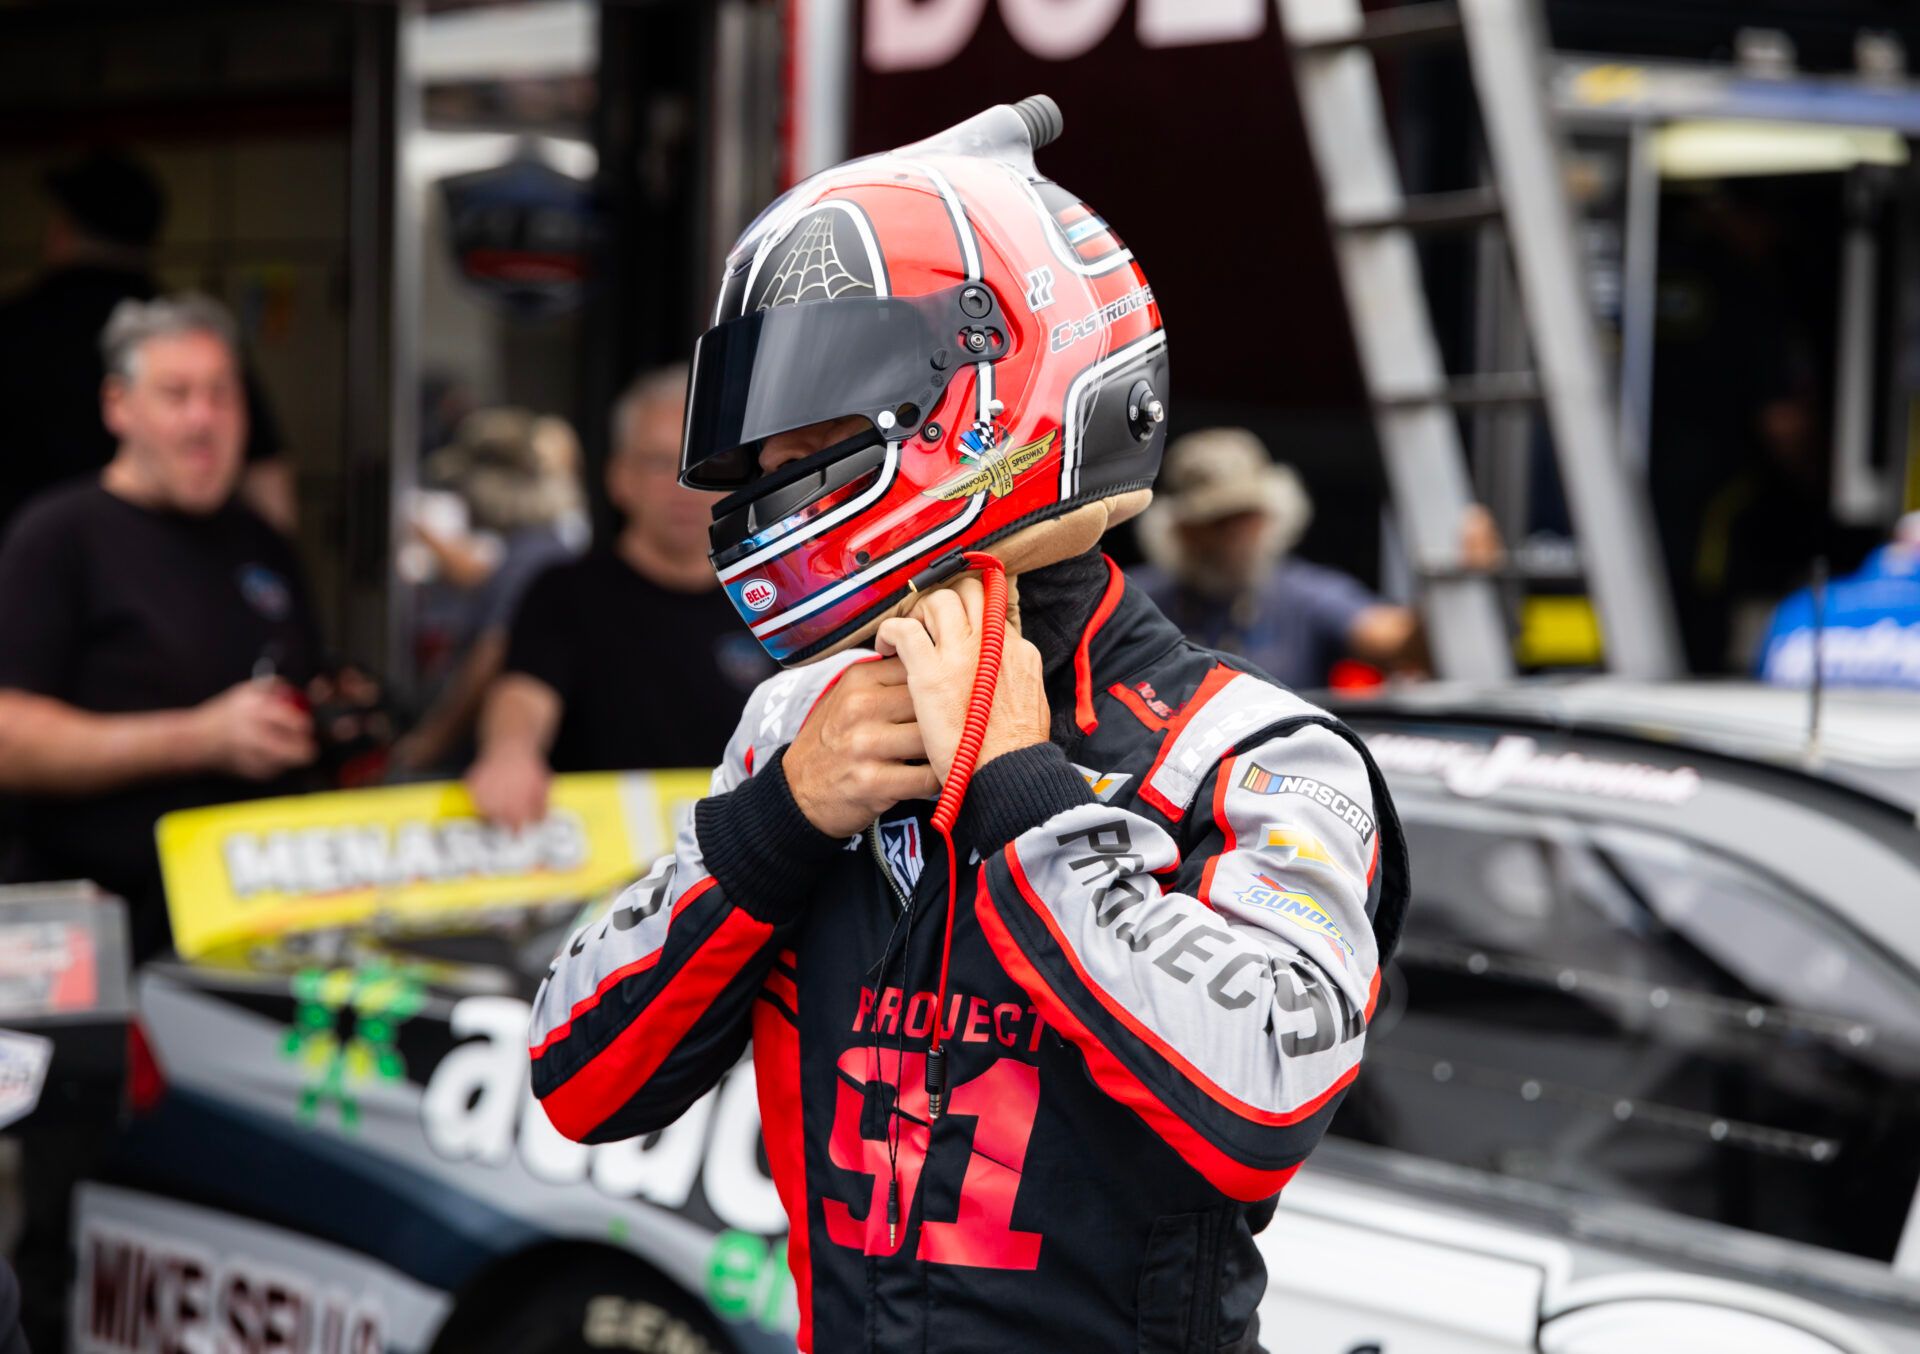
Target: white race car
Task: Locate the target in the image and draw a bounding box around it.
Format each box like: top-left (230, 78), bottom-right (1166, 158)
top-left (1273, 681), bottom-right (1920, 1353)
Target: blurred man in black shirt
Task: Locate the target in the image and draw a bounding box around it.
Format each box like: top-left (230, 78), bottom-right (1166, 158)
top-left (0, 294), bottom-right (320, 959)
top-left (466, 367), bottom-right (771, 825)
top-left (0, 148), bottom-right (295, 535)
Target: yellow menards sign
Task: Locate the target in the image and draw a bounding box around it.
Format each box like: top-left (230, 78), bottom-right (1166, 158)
top-left (156, 770), bottom-right (711, 959)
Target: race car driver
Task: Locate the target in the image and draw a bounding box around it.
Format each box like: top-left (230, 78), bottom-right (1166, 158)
top-left (530, 96), bottom-right (1409, 1353)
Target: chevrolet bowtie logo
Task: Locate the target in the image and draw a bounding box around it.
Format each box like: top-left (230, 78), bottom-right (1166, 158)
top-left (923, 431), bottom-right (1057, 501)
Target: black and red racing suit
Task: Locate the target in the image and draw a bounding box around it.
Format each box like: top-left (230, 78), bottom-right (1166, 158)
top-left (529, 551), bottom-right (1410, 1352)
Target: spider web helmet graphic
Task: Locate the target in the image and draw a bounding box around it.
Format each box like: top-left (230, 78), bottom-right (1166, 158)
top-left (747, 206), bottom-right (883, 313)
top-left (682, 95), bottom-right (1170, 666)
top-left (757, 213), bottom-right (875, 309)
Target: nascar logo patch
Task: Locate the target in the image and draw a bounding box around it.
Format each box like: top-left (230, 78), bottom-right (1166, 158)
top-left (1239, 765), bottom-right (1375, 843)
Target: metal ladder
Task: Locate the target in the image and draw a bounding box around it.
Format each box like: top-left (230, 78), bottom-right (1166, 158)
top-left (1277, 0), bottom-right (1683, 680)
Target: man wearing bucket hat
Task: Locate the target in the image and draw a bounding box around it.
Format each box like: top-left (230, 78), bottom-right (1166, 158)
top-left (1134, 428), bottom-right (1422, 689)
top-left (396, 408), bottom-right (586, 771)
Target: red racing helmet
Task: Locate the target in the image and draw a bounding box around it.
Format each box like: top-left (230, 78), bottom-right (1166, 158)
top-left (681, 95), bottom-right (1169, 666)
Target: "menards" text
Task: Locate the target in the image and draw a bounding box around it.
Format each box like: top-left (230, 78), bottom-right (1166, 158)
top-left (223, 814), bottom-right (587, 898)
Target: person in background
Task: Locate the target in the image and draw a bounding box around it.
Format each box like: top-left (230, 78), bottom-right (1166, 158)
top-left (0, 148), bottom-right (296, 535)
top-left (395, 408), bottom-right (586, 773)
top-left (1757, 511), bottom-right (1920, 690)
top-left (466, 366), bottom-right (772, 826)
top-left (1130, 428), bottom-right (1422, 688)
top-left (1648, 182), bottom-right (1875, 673)
top-left (0, 294), bottom-right (321, 960)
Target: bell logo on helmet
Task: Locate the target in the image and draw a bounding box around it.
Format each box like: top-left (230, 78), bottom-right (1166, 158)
top-left (924, 431), bottom-right (1057, 502)
top-left (739, 578), bottom-right (780, 613)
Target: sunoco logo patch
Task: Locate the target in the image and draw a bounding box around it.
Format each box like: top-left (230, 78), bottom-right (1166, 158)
top-left (1233, 876), bottom-right (1355, 959)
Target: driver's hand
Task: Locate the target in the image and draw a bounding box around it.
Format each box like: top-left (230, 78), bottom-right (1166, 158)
top-left (467, 743), bottom-right (552, 829)
top-left (782, 657), bottom-right (939, 838)
top-left (876, 575), bottom-right (1049, 786)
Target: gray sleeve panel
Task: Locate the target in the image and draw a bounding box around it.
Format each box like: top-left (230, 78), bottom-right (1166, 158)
top-left (1006, 720), bottom-right (1380, 1123)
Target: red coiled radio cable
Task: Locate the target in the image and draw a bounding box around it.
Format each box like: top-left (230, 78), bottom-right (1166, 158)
top-left (923, 549), bottom-right (1008, 1120)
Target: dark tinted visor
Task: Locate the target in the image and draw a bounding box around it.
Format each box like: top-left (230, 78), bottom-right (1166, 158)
top-left (681, 282), bottom-right (1006, 489)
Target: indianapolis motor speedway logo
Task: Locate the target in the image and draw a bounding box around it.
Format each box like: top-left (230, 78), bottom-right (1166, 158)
top-left (924, 430), bottom-right (1057, 501)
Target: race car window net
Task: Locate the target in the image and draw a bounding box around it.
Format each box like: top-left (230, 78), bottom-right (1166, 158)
top-left (1340, 804), bottom-right (1920, 1263)
top-left (680, 282), bottom-right (1006, 489)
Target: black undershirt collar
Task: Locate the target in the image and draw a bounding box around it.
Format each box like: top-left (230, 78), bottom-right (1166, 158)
top-left (1016, 547), bottom-right (1111, 746)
